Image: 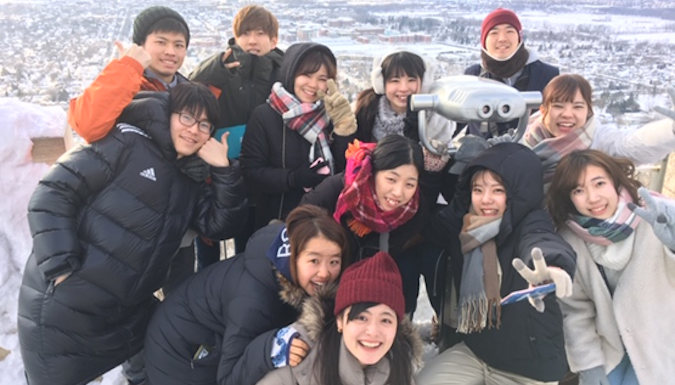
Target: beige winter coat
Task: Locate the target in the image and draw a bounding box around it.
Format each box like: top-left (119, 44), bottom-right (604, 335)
top-left (558, 221), bottom-right (675, 384)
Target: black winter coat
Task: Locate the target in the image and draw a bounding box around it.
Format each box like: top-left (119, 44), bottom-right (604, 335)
top-left (143, 223), bottom-right (306, 385)
top-left (301, 174), bottom-right (429, 261)
top-left (428, 143), bottom-right (575, 381)
top-left (240, 43), bottom-right (352, 230)
top-left (18, 95), bottom-right (247, 385)
top-left (189, 39), bottom-right (284, 129)
top-left (463, 60), bottom-right (559, 138)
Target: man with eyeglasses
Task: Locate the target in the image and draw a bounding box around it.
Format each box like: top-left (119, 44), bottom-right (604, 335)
top-left (19, 82), bottom-right (247, 385)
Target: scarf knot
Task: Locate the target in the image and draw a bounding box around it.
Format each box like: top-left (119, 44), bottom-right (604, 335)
top-left (268, 82), bottom-right (335, 172)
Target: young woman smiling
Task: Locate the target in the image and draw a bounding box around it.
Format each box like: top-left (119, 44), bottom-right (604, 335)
top-left (240, 42), bottom-right (357, 231)
top-left (521, 74), bottom-right (675, 188)
top-left (257, 251), bottom-right (422, 385)
top-left (547, 150), bottom-right (675, 385)
top-left (301, 134), bottom-right (428, 262)
top-left (141, 205), bottom-right (349, 385)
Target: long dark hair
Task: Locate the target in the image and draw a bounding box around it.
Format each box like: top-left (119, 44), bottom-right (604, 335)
top-left (355, 52), bottom-right (426, 141)
top-left (316, 302), bottom-right (414, 385)
top-left (371, 134), bottom-right (424, 177)
top-left (547, 149), bottom-right (642, 227)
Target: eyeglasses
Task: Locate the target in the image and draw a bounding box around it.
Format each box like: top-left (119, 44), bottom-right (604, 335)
top-left (176, 112), bottom-right (213, 134)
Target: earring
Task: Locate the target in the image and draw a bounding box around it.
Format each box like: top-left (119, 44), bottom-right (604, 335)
top-left (337, 326), bottom-right (342, 333)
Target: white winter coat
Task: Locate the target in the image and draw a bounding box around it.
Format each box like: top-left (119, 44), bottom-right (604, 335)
top-left (558, 221), bottom-right (675, 384)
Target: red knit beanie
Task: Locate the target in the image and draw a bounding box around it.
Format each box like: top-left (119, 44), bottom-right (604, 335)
top-left (480, 8), bottom-right (522, 48)
top-left (334, 251), bottom-right (405, 321)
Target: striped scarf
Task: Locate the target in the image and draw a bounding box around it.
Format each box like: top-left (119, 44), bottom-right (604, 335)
top-left (457, 211), bottom-right (502, 334)
top-left (268, 82), bottom-right (335, 172)
top-left (566, 188), bottom-right (642, 247)
top-left (333, 140), bottom-right (419, 237)
top-left (522, 113), bottom-right (596, 187)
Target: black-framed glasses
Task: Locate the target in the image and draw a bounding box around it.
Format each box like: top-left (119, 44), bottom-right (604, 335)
top-left (176, 112), bottom-right (213, 134)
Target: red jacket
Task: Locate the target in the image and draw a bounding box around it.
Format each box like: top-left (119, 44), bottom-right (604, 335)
top-left (68, 56), bottom-right (171, 143)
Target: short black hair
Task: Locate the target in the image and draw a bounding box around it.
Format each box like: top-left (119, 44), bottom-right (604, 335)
top-left (371, 135), bottom-right (424, 176)
top-left (169, 83), bottom-right (219, 133)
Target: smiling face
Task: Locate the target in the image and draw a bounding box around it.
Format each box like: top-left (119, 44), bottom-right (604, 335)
top-left (142, 31), bottom-right (187, 84)
top-left (570, 165), bottom-right (620, 220)
top-left (293, 64), bottom-right (329, 104)
top-left (541, 89), bottom-right (590, 137)
top-left (295, 235), bottom-right (342, 295)
top-left (471, 170), bottom-right (507, 217)
top-left (374, 164), bottom-right (419, 212)
top-left (484, 23), bottom-right (520, 59)
top-left (337, 304), bottom-right (397, 367)
top-left (235, 29), bottom-right (278, 56)
top-left (170, 110), bottom-right (211, 158)
top-left (384, 74), bottom-right (421, 115)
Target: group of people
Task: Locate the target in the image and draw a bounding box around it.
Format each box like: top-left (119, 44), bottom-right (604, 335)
top-left (16, 4), bottom-right (675, 385)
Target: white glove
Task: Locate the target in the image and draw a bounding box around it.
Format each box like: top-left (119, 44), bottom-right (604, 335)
top-left (512, 247), bottom-right (573, 312)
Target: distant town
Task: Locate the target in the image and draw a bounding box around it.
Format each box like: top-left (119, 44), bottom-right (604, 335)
top-left (2, 0), bottom-right (675, 125)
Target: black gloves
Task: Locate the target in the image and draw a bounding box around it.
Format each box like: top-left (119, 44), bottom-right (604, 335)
top-left (289, 161), bottom-right (329, 189)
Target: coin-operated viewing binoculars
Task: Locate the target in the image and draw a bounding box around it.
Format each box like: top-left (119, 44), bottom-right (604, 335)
top-left (410, 75), bottom-right (543, 157)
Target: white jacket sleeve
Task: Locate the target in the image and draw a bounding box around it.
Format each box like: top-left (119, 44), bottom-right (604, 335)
top-left (591, 119), bottom-right (675, 165)
top-left (558, 272), bottom-right (607, 373)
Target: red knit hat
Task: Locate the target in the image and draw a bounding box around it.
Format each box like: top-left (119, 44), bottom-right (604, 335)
top-left (480, 8), bottom-right (522, 48)
top-left (334, 251), bottom-right (405, 321)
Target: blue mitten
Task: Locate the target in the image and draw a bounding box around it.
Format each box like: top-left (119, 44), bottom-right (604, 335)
top-left (271, 325), bottom-right (300, 368)
top-left (628, 187), bottom-right (675, 250)
top-left (578, 366), bottom-right (610, 385)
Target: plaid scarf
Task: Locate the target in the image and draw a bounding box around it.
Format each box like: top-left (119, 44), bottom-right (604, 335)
top-left (522, 113), bottom-right (596, 187)
top-left (333, 140), bottom-right (420, 237)
top-left (457, 210), bottom-right (502, 334)
top-left (566, 188), bottom-right (642, 247)
top-left (268, 82), bottom-right (335, 172)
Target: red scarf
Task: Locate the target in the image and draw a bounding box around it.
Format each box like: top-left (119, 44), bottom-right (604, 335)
top-left (333, 140), bottom-right (420, 237)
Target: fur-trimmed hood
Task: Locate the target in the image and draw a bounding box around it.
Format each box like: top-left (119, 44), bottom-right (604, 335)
top-left (276, 269), bottom-right (307, 311)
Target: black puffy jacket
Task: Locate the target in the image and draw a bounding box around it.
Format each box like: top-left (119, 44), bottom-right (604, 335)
top-left (18, 94), bottom-right (247, 385)
top-left (189, 38), bottom-right (284, 129)
top-left (143, 223), bottom-right (306, 385)
top-left (239, 43), bottom-right (353, 230)
top-left (428, 143), bottom-right (576, 381)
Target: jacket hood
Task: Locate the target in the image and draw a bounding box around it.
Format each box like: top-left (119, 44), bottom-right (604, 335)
top-left (296, 283), bottom-right (424, 371)
top-left (456, 142), bottom-right (544, 244)
top-left (278, 42), bottom-right (336, 93)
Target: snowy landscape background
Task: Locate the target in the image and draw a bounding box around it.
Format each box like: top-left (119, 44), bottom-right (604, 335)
top-left (2, 0), bottom-right (675, 383)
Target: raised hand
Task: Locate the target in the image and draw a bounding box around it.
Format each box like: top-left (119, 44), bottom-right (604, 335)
top-left (114, 41), bottom-right (151, 69)
top-left (653, 87), bottom-right (675, 121)
top-left (512, 247), bottom-right (573, 312)
top-left (487, 128), bottom-right (516, 146)
top-left (221, 49), bottom-right (241, 70)
top-left (317, 79), bottom-right (357, 136)
top-left (198, 133), bottom-right (230, 168)
top-left (628, 187), bottom-right (675, 250)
